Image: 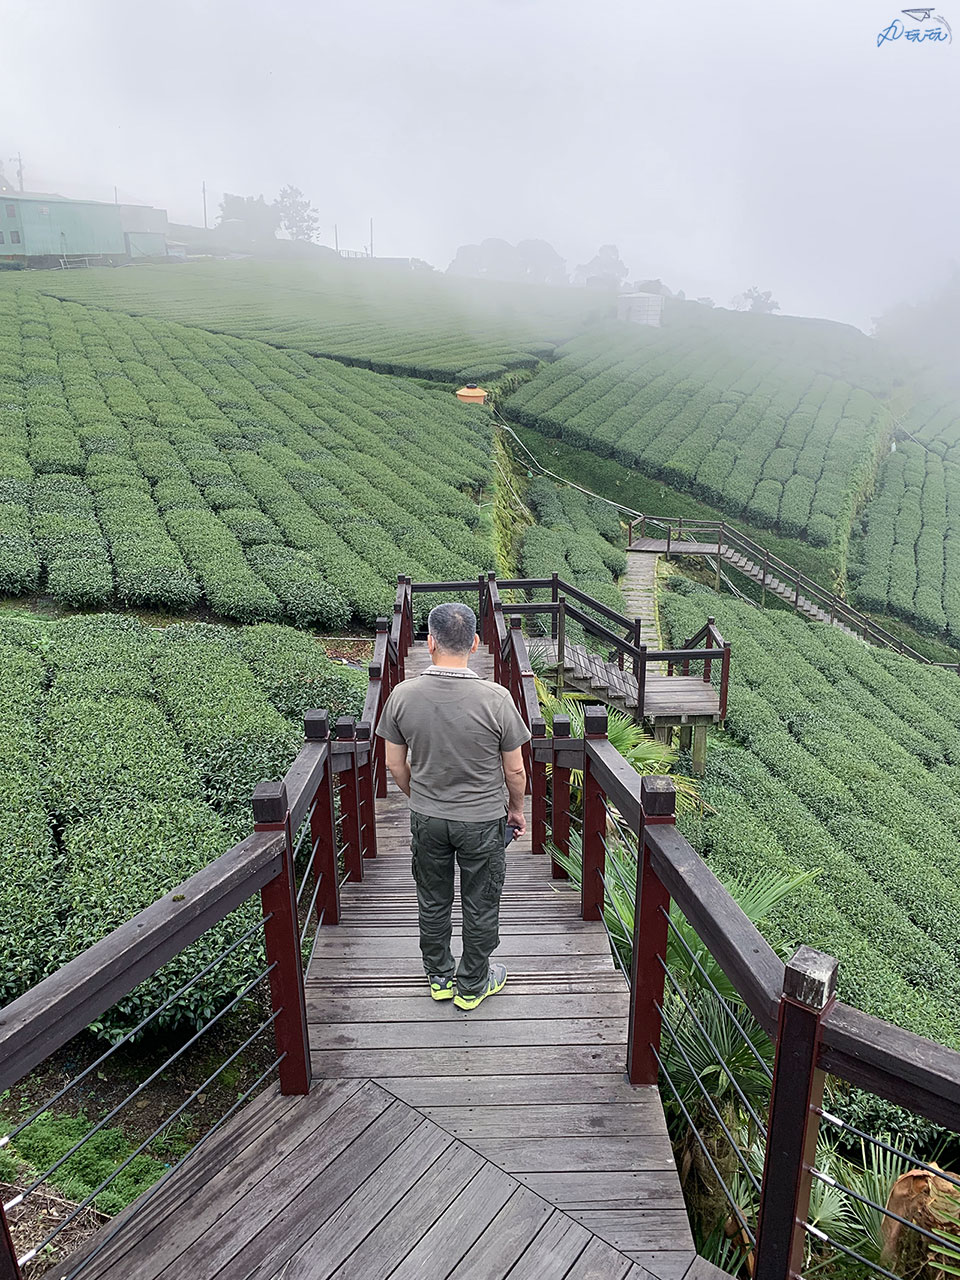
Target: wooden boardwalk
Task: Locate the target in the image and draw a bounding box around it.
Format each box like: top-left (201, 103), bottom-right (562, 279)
top-left (47, 643), bottom-right (710, 1280)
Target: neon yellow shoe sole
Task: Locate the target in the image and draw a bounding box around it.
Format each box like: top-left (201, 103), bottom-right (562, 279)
top-left (453, 964), bottom-right (507, 1011)
top-left (429, 977), bottom-right (455, 1001)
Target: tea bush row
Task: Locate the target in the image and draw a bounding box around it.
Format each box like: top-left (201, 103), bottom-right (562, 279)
top-left (506, 321), bottom-right (892, 554)
top-left (0, 612), bottom-right (364, 1036)
top-left (662, 583), bottom-right (960, 1047)
top-left (0, 286), bottom-right (497, 624)
top-left (850, 441), bottom-right (960, 640)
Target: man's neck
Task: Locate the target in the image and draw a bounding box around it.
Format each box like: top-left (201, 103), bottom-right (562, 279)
top-left (431, 653), bottom-right (470, 670)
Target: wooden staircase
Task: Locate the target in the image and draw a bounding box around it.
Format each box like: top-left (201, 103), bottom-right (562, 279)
top-left (717, 547), bottom-right (857, 635)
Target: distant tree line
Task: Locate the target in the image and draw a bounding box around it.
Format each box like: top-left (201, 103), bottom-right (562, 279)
top-left (218, 186), bottom-right (321, 244)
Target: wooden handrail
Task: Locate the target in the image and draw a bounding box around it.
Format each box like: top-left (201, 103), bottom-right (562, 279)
top-left (0, 830), bottom-right (284, 1093)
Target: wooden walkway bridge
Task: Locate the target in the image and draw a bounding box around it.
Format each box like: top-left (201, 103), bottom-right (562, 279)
top-left (9, 574), bottom-right (959, 1280)
top-left (39, 641), bottom-right (704, 1280)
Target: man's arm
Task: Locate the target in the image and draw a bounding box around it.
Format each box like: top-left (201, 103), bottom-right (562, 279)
top-left (501, 746), bottom-right (526, 837)
top-left (385, 740), bottom-right (411, 797)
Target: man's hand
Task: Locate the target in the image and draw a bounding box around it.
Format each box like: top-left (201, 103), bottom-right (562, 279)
top-left (385, 741), bottom-right (411, 797)
top-left (506, 810), bottom-right (526, 839)
top-left (501, 746), bottom-right (526, 839)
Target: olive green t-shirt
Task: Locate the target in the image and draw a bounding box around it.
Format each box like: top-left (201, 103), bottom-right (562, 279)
top-left (376, 670), bottom-right (532, 821)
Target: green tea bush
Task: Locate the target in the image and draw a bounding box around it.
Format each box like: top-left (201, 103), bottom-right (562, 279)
top-left (663, 583), bottom-right (960, 1046)
top-left (239, 623), bottom-right (366, 721)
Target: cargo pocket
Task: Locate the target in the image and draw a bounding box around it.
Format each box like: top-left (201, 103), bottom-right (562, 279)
top-left (482, 848), bottom-right (507, 906)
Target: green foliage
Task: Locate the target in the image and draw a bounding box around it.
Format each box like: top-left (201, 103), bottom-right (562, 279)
top-left (661, 582), bottom-right (960, 1046)
top-left (0, 283), bottom-right (497, 624)
top-left (0, 611), bottom-right (351, 1034)
top-left (5, 1110), bottom-right (166, 1215)
top-left (506, 314), bottom-right (892, 563)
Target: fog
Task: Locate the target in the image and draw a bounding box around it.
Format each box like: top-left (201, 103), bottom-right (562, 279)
top-left (3, 0), bottom-right (958, 329)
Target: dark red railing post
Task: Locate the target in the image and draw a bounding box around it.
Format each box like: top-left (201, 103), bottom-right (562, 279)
top-left (1, 1202), bottom-right (22, 1280)
top-left (704, 616), bottom-right (714, 684)
top-left (580, 706), bottom-right (608, 921)
top-left (304, 710), bottom-right (340, 926)
top-left (403, 577), bottom-right (414, 654)
top-left (335, 716), bottom-right (363, 883)
top-left (493, 603), bottom-right (504, 683)
top-left (356, 720), bottom-right (378, 860)
top-left (253, 780), bottom-right (312, 1096)
top-left (371, 618), bottom-right (389, 800)
top-left (627, 777), bottom-right (675, 1086)
top-left (637, 643), bottom-right (648, 718)
top-left (719, 642), bottom-right (731, 720)
top-left (550, 714), bottom-right (571, 880)
top-left (754, 947), bottom-right (838, 1280)
top-left (530, 715), bottom-right (548, 856)
top-left (551, 572), bottom-right (559, 640)
top-left (392, 590), bottom-right (406, 683)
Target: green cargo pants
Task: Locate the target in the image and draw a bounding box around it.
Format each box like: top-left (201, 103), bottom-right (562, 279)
top-left (409, 811), bottom-right (507, 997)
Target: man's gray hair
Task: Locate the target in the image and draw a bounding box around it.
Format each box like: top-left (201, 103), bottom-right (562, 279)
top-left (428, 602), bottom-right (478, 655)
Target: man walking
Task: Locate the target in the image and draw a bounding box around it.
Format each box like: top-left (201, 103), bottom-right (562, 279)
top-left (376, 602), bottom-right (530, 1009)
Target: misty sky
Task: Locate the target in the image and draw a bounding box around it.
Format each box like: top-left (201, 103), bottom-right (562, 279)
top-left (4, 0), bottom-right (958, 329)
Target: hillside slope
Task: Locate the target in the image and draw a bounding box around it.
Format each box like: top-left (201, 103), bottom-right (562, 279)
top-left (0, 283), bottom-right (494, 624)
top-left (661, 582), bottom-right (960, 1048)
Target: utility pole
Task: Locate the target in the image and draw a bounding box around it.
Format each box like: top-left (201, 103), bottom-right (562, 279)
top-left (369, 216), bottom-right (374, 258)
top-left (114, 185), bottom-right (118, 204)
top-left (9, 153), bottom-right (23, 191)
top-left (334, 222), bottom-right (339, 254)
top-left (202, 180), bottom-right (208, 230)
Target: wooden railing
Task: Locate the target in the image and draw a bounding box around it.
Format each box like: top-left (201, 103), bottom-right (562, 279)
top-left (6, 573), bottom-right (960, 1279)
top-left (628, 513), bottom-right (960, 669)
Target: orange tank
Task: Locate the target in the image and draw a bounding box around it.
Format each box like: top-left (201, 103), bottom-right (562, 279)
top-left (455, 383), bottom-right (487, 405)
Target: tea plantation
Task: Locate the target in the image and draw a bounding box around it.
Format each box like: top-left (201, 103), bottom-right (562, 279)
top-left (506, 316), bottom-right (893, 558)
top-left (0, 285), bottom-right (495, 624)
top-left (661, 582), bottom-right (960, 1048)
top-left (32, 258), bottom-right (601, 383)
top-left (0, 611), bottom-right (364, 1035)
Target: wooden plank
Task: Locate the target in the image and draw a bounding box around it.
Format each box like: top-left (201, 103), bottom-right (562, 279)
top-left (682, 1257), bottom-right (733, 1280)
top-left (306, 994), bottom-right (629, 1024)
top-left (49, 1078), bottom-right (365, 1280)
top-left (327, 1140), bottom-right (487, 1280)
top-left (496, 1211), bottom-right (595, 1280)
top-left (382, 1072), bottom-right (646, 1107)
top-left (149, 1083), bottom-right (397, 1280)
top-left (43, 1084), bottom-right (308, 1280)
top-left (514, 1171), bottom-right (685, 1211)
top-left (628, 1251), bottom-right (699, 1280)
top-left (418, 1100), bottom-right (662, 1138)
top-left (259, 1120), bottom-right (452, 1279)
top-left (384, 1163), bottom-right (517, 1280)
top-left (467, 1134), bottom-right (676, 1173)
top-left (309, 979), bottom-right (630, 998)
top-left (565, 1236), bottom-right (636, 1280)
top-left (306, 954), bottom-right (615, 978)
top-left (567, 1210), bottom-right (695, 1254)
top-left (311, 1044), bottom-right (628, 1078)
top-left (308, 933), bottom-right (611, 957)
top-left (214, 1102), bottom-right (429, 1280)
top-left (311, 1018), bottom-right (627, 1051)
top-left (445, 1184), bottom-right (553, 1278)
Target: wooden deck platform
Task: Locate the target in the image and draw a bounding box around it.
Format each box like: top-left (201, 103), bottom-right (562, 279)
top-left (529, 637), bottom-right (722, 726)
top-left (46, 643), bottom-right (713, 1280)
top-left (629, 539), bottom-right (721, 556)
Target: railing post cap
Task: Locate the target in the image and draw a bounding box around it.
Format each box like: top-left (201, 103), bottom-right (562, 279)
top-left (553, 714), bottom-right (572, 738)
top-left (531, 715), bottom-right (546, 738)
top-left (584, 705), bottom-right (608, 736)
top-left (304, 708), bottom-right (330, 741)
top-left (487, 569), bottom-right (497, 581)
top-left (641, 775), bottom-right (676, 815)
top-left (510, 615), bottom-right (522, 629)
top-left (397, 573), bottom-right (405, 584)
top-left (253, 780), bottom-right (288, 824)
top-left (376, 616), bottom-right (389, 632)
top-left (334, 715), bottom-right (357, 739)
top-left (784, 946), bottom-right (838, 1010)
top-left (356, 720), bottom-right (371, 741)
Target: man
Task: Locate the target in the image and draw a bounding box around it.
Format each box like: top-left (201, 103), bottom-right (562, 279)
top-left (376, 602), bottom-right (530, 1010)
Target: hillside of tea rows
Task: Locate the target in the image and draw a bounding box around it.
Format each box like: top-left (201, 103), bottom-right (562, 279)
top-left (34, 258), bottom-right (603, 382)
top-left (0, 285), bottom-right (496, 624)
top-left (662, 582), bottom-right (960, 1048)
